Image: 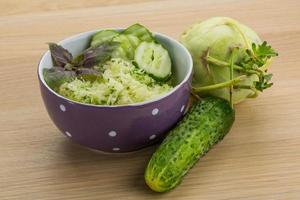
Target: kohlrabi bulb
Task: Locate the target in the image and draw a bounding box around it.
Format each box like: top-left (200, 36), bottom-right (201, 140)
top-left (181, 17), bottom-right (263, 104)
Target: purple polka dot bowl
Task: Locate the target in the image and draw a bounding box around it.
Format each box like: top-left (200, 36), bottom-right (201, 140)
top-left (38, 29), bottom-right (193, 153)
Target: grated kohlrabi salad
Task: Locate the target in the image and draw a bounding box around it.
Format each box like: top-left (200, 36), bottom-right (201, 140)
top-left (58, 58), bottom-right (173, 105)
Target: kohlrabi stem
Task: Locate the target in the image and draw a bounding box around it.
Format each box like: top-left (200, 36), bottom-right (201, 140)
top-left (226, 21), bottom-right (252, 51)
top-left (229, 48), bottom-right (237, 108)
top-left (234, 85), bottom-right (258, 98)
top-left (191, 91), bottom-right (201, 100)
top-left (205, 55), bottom-right (260, 76)
top-left (226, 21), bottom-right (267, 67)
top-left (193, 75), bottom-right (246, 93)
top-left (260, 58), bottom-right (273, 71)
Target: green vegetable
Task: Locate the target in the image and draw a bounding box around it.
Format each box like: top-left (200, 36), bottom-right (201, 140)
top-left (126, 34), bottom-right (141, 48)
top-left (43, 67), bottom-right (76, 91)
top-left (134, 41), bottom-right (172, 80)
top-left (144, 96), bottom-right (235, 192)
top-left (112, 34), bottom-right (135, 60)
top-left (78, 41), bottom-right (119, 68)
top-left (44, 24), bottom-right (173, 106)
top-left (123, 23), bottom-right (154, 42)
top-left (59, 58), bottom-right (173, 105)
top-left (89, 30), bottom-right (130, 59)
top-left (90, 30), bottom-right (119, 47)
top-left (90, 24), bottom-right (155, 61)
top-left (180, 17), bottom-right (278, 104)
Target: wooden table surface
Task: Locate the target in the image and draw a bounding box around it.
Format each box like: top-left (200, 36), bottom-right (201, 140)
top-left (1, 0), bottom-right (300, 199)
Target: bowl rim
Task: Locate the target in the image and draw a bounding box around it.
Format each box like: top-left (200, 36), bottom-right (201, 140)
top-left (38, 29), bottom-right (193, 108)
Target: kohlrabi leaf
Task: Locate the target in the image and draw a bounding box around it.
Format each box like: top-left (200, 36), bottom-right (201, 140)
top-left (48, 43), bottom-right (73, 67)
top-left (252, 41), bottom-right (278, 59)
top-left (242, 42), bottom-right (277, 92)
top-left (43, 67), bottom-right (76, 91)
top-left (243, 41), bottom-right (278, 68)
top-left (254, 73), bottom-right (273, 92)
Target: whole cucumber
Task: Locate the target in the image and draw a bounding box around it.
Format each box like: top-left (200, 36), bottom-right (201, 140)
top-left (144, 96), bottom-right (235, 192)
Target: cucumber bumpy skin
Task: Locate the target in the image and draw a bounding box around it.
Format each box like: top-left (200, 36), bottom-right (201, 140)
top-left (144, 96), bottom-right (235, 192)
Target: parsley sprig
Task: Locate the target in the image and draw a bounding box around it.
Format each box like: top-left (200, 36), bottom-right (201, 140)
top-left (240, 41), bottom-right (278, 93)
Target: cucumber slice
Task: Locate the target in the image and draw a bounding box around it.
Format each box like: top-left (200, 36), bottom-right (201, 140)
top-left (134, 41), bottom-right (172, 80)
top-left (126, 34), bottom-right (141, 49)
top-left (113, 34), bottom-right (135, 59)
top-left (111, 47), bottom-right (127, 60)
top-left (90, 30), bottom-right (119, 47)
top-left (123, 23), bottom-right (154, 42)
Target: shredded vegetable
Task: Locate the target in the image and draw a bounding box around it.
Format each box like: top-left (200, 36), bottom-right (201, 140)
top-left (59, 58), bottom-right (173, 105)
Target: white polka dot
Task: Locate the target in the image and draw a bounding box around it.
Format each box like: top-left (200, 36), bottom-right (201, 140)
top-left (108, 130), bottom-right (117, 137)
top-left (149, 134), bottom-right (156, 140)
top-left (65, 131), bottom-right (72, 137)
top-left (152, 108), bottom-right (159, 115)
top-left (59, 104), bottom-right (66, 112)
top-left (112, 147), bottom-right (120, 151)
top-left (180, 105), bottom-right (185, 113)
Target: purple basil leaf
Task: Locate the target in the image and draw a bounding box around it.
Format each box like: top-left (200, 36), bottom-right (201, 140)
top-left (48, 43), bottom-right (73, 67)
top-left (43, 67), bottom-right (76, 91)
top-left (81, 41), bottom-right (119, 68)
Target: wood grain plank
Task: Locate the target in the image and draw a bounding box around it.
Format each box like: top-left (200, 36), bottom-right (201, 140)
top-left (0, 0), bottom-right (166, 16)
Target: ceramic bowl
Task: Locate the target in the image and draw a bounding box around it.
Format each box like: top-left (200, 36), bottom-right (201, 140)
top-left (38, 29), bottom-right (192, 153)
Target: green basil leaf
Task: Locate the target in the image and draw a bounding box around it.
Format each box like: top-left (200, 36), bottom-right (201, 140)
top-left (76, 68), bottom-right (101, 82)
top-left (43, 67), bottom-right (76, 91)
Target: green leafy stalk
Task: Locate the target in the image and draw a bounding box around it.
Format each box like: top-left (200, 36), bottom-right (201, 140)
top-left (229, 48), bottom-right (237, 108)
top-left (250, 41), bottom-right (278, 66)
top-left (233, 85), bottom-right (258, 98)
top-left (193, 75), bottom-right (246, 92)
top-left (226, 20), bottom-right (252, 50)
top-left (205, 55), bottom-right (260, 75)
top-left (203, 41), bottom-right (278, 96)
